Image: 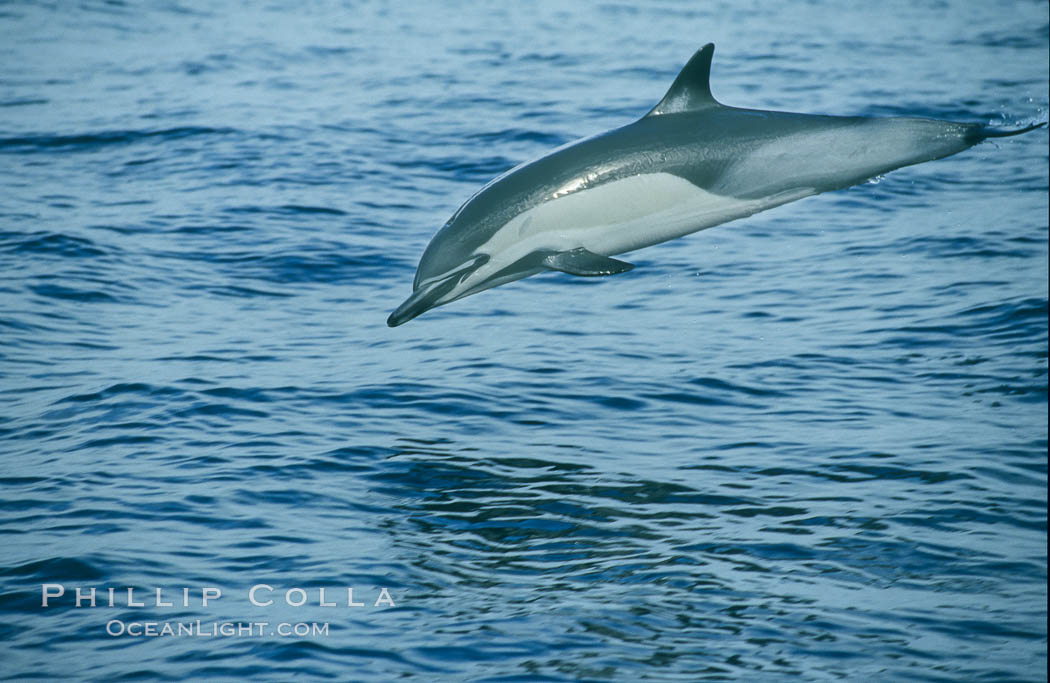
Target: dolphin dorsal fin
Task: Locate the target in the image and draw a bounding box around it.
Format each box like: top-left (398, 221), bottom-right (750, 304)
top-left (646, 43), bottom-right (720, 117)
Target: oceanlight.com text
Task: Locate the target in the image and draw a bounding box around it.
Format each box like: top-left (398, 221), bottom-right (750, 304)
top-left (105, 620), bottom-right (330, 637)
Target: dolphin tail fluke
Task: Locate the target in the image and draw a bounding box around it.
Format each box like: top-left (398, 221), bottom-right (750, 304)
top-left (982, 121), bottom-right (1047, 137)
top-left (972, 120), bottom-right (1046, 141)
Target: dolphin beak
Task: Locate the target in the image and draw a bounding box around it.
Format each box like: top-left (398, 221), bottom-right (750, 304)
top-left (387, 254), bottom-right (491, 327)
top-left (387, 287), bottom-right (435, 327)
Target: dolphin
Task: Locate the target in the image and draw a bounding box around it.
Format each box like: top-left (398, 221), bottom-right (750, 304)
top-left (387, 43), bottom-right (1042, 327)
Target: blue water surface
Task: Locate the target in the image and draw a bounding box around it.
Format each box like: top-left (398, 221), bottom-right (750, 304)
top-left (1, 1), bottom-right (1047, 680)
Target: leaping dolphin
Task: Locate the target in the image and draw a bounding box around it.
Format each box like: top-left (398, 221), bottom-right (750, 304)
top-left (387, 44), bottom-right (1042, 327)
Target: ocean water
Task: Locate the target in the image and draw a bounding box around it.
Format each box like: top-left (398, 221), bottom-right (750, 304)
top-left (1, 0), bottom-right (1047, 680)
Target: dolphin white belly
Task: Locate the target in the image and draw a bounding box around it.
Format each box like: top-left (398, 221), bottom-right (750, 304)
top-left (449, 173), bottom-right (814, 303)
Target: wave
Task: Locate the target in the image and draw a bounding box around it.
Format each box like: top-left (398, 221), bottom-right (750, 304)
top-left (0, 126), bottom-right (237, 153)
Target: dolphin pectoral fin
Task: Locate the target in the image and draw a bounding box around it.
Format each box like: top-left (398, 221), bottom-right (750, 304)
top-left (543, 248), bottom-right (635, 276)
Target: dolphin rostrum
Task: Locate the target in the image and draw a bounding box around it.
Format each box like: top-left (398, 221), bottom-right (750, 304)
top-left (387, 44), bottom-right (1042, 327)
